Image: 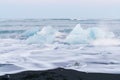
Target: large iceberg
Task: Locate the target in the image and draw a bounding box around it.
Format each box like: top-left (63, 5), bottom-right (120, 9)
top-left (26, 26), bottom-right (57, 44)
top-left (65, 24), bottom-right (115, 44)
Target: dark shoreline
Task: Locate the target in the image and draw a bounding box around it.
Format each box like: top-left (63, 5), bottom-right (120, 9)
top-left (0, 68), bottom-right (120, 80)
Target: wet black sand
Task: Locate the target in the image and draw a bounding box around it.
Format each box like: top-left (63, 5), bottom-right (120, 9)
top-left (0, 68), bottom-right (120, 80)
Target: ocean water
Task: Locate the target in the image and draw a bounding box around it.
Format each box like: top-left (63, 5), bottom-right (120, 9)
top-left (0, 19), bottom-right (120, 75)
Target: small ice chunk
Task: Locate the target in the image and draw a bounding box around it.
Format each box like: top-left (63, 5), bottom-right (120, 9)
top-left (21, 27), bottom-right (40, 38)
top-left (87, 27), bottom-right (115, 40)
top-left (26, 26), bottom-right (57, 44)
top-left (65, 24), bottom-right (88, 44)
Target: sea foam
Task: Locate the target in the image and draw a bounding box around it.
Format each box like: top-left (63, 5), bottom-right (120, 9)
top-left (0, 23), bottom-right (120, 75)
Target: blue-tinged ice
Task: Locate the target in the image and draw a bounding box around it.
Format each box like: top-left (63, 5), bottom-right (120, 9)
top-left (21, 27), bottom-right (40, 38)
top-left (26, 26), bottom-right (57, 44)
top-left (87, 27), bottom-right (115, 40)
top-left (65, 24), bottom-right (115, 44)
top-left (65, 24), bottom-right (88, 44)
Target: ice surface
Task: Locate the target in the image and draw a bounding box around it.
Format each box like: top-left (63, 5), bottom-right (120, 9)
top-left (21, 27), bottom-right (40, 38)
top-left (65, 24), bottom-right (88, 44)
top-left (26, 26), bottom-right (57, 44)
top-left (65, 24), bottom-right (115, 44)
top-left (87, 27), bottom-right (115, 40)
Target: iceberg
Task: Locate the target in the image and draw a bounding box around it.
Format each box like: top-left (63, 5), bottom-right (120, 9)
top-left (21, 27), bottom-right (40, 38)
top-left (65, 24), bottom-right (88, 44)
top-left (87, 27), bottom-right (115, 40)
top-left (26, 26), bottom-right (57, 44)
top-left (65, 24), bottom-right (115, 44)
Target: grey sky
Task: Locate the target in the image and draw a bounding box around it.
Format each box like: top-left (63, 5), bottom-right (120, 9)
top-left (0, 0), bottom-right (120, 19)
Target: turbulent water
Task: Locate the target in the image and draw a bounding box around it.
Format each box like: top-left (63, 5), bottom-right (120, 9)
top-left (0, 19), bottom-right (120, 75)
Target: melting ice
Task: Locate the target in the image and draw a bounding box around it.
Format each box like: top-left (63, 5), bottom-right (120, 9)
top-left (65, 24), bottom-right (115, 44)
top-left (21, 27), bottom-right (40, 38)
top-left (26, 26), bottom-right (57, 44)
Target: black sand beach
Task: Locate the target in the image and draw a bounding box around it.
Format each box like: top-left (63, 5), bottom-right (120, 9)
top-left (0, 68), bottom-right (120, 80)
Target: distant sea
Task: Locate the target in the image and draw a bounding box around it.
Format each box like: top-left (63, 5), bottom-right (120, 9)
top-left (0, 19), bottom-right (120, 38)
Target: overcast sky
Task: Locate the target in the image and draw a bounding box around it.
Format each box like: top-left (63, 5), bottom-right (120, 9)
top-left (0, 0), bottom-right (120, 19)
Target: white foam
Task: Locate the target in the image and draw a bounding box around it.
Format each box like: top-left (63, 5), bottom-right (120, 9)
top-left (92, 39), bottom-right (120, 46)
